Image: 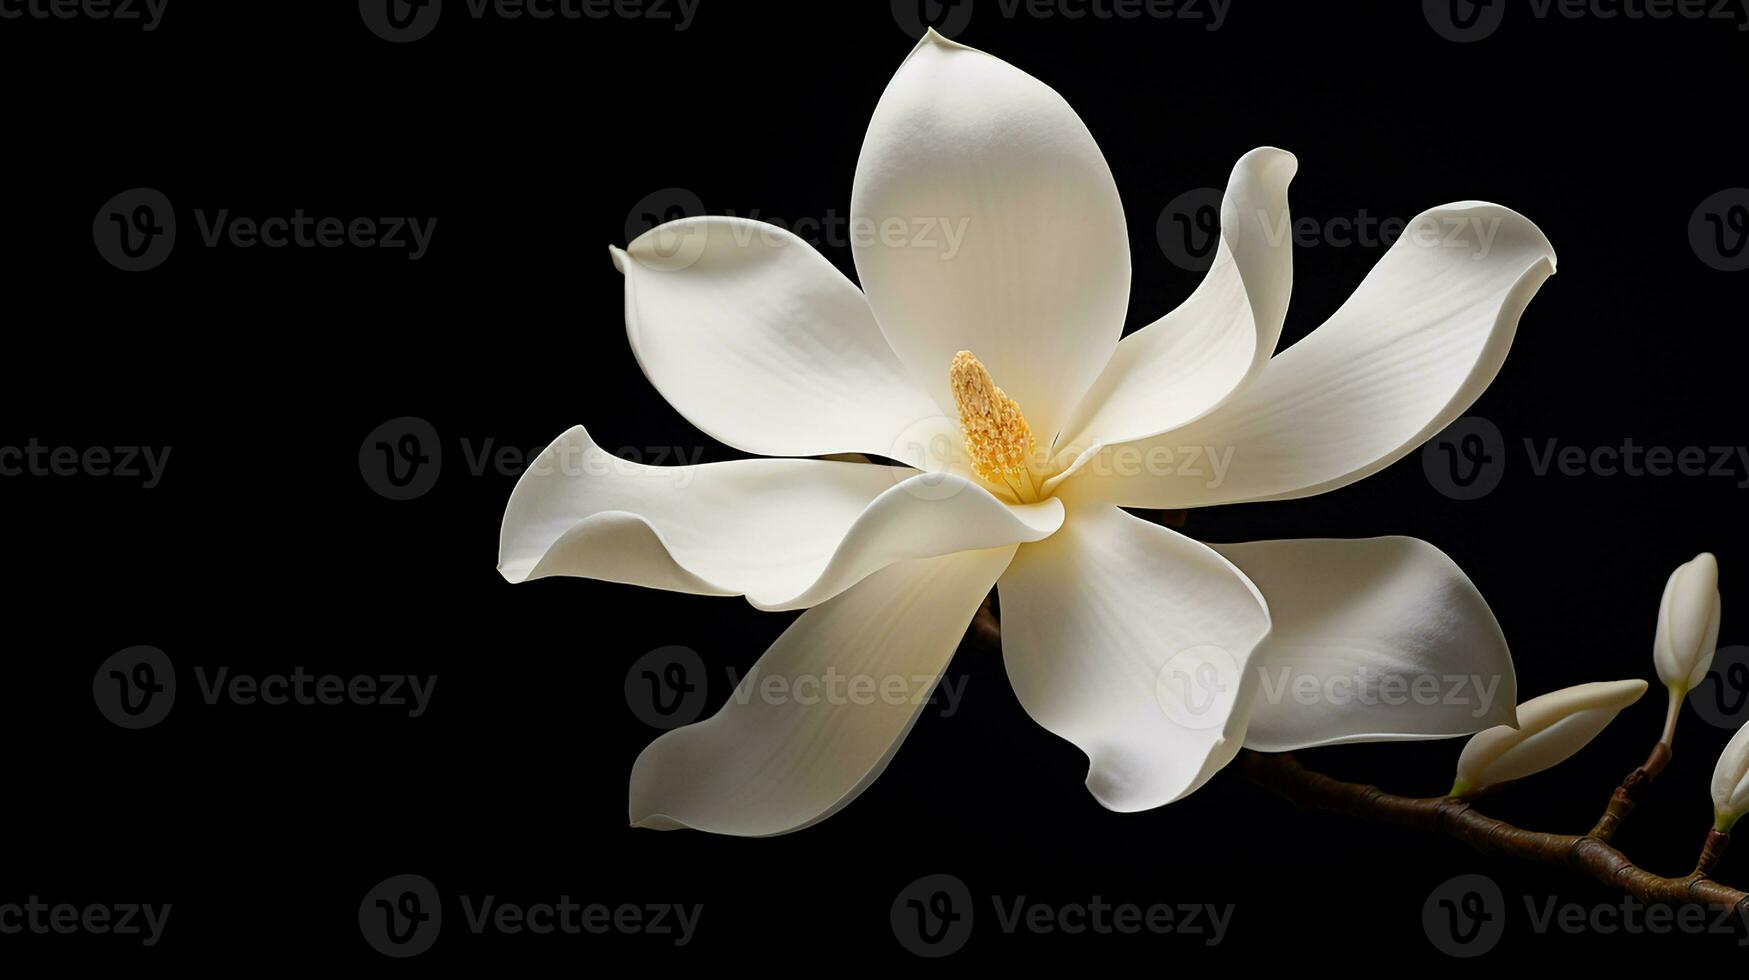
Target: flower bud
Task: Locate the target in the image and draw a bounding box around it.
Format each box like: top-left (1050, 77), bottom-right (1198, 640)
top-left (1712, 720), bottom-right (1749, 833)
top-left (1451, 680), bottom-right (1649, 797)
top-left (1654, 553), bottom-right (1720, 695)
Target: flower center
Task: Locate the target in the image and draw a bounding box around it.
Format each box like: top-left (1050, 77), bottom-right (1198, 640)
top-left (949, 350), bottom-right (1042, 503)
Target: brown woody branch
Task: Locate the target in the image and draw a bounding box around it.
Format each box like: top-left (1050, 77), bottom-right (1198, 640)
top-left (962, 588), bottom-right (1744, 916)
top-left (1240, 751), bottom-right (1745, 915)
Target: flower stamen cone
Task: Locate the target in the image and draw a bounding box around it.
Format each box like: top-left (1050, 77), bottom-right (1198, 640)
top-left (950, 350), bottom-right (1040, 502)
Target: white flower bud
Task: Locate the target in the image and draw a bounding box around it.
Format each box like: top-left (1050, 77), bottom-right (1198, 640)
top-left (1654, 553), bottom-right (1720, 695)
top-left (1712, 720), bottom-right (1749, 833)
top-left (1452, 680), bottom-right (1649, 797)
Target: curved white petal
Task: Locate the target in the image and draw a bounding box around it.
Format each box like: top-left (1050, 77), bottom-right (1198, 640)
top-left (1058, 148), bottom-right (1298, 452)
top-left (851, 31), bottom-right (1130, 444)
top-left (1453, 679), bottom-right (1648, 795)
top-left (1712, 720), bottom-right (1749, 830)
top-left (1061, 202), bottom-right (1556, 508)
top-left (1211, 537), bottom-right (1517, 752)
top-left (1654, 552), bottom-right (1721, 692)
top-left (498, 426), bottom-right (1061, 611)
top-left (613, 216), bottom-right (944, 466)
top-left (629, 546), bottom-right (1016, 836)
top-left (997, 504), bottom-right (1271, 811)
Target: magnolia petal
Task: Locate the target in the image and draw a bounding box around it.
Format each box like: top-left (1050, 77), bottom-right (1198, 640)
top-left (612, 216), bottom-right (944, 466)
top-left (1212, 537), bottom-right (1517, 752)
top-left (1453, 679), bottom-right (1648, 795)
top-left (1712, 720), bottom-right (1749, 831)
top-left (1654, 552), bottom-right (1721, 692)
top-left (629, 546), bottom-right (1016, 836)
top-left (1057, 148), bottom-right (1298, 452)
top-left (851, 31), bottom-right (1130, 444)
top-left (997, 504), bottom-right (1271, 811)
top-left (497, 426), bottom-right (1061, 611)
top-left (1063, 202), bottom-right (1556, 508)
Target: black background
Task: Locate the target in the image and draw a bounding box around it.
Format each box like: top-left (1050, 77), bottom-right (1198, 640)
top-left (5, 0), bottom-right (1748, 967)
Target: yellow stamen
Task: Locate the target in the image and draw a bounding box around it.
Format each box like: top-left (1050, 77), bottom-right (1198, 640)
top-left (949, 350), bottom-right (1039, 501)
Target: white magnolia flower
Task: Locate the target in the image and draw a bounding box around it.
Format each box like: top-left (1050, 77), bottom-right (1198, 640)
top-left (1451, 680), bottom-right (1648, 797)
top-left (1712, 720), bottom-right (1749, 832)
top-left (1654, 552), bottom-right (1721, 696)
top-left (499, 31), bottom-right (1554, 836)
